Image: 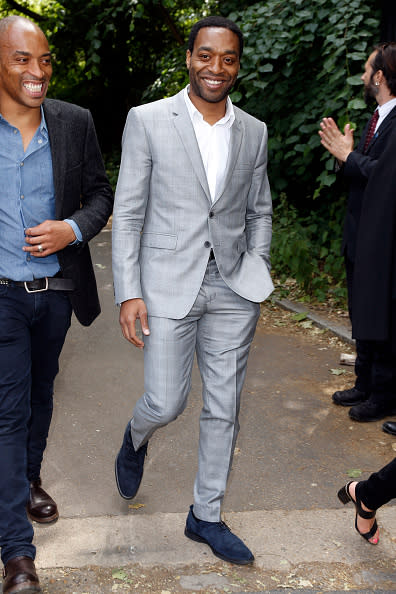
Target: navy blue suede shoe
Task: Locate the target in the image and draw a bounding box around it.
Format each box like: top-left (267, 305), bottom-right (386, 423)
top-left (115, 420), bottom-right (148, 499)
top-left (184, 505), bottom-right (254, 565)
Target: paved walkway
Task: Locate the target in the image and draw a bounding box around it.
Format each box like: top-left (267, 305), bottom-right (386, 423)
top-left (17, 229), bottom-right (396, 593)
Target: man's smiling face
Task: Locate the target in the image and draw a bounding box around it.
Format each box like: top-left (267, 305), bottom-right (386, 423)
top-left (186, 26), bottom-right (240, 105)
top-left (0, 20), bottom-right (52, 112)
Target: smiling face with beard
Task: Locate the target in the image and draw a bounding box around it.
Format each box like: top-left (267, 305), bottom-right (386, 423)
top-left (186, 27), bottom-right (240, 117)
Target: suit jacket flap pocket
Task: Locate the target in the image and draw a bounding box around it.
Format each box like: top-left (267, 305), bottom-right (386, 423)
top-left (141, 232), bottom-right (177, 250)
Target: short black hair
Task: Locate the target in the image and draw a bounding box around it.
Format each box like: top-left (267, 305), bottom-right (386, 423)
top-left (187, 16), bottom-right (243, 59)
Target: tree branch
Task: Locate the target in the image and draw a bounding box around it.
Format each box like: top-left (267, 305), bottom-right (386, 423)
top-left (159, 1), bottom-right (184, 46)
top-left (4, 0), bottom-right (44, 22)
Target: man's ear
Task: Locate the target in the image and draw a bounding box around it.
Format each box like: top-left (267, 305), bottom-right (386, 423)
top-left (186, 49), bottom-right (191, 69)
top-left (375, 69), bottom-right (384, 85)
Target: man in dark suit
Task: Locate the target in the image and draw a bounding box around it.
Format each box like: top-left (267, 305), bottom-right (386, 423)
top-left (352, 124), bottom-right (396, 437)
top-left (319, 43), bottom-right (396, 424)
top-left (0, 16), bottom-right (113, 593)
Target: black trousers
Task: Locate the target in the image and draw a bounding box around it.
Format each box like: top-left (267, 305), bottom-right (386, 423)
top-left (356, 457), bottom-right (396, 510)
top-left (345, 256), bottom-right (396, 399)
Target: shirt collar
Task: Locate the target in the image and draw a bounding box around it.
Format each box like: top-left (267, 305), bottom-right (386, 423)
top-left (377, 97), bottom-right (396, 119)
top-left (40, 105), bottom-right (48, 135)
top-left (183, 85), bottom-right (235, 128)
top-left (0, 105), bottom-right (48, 133)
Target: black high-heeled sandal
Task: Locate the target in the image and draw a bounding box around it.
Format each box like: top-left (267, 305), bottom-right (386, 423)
top-left (337, 481), bottom-right (379, 544)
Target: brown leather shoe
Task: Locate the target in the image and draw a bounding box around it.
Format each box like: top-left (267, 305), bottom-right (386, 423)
top-left (2, 556), bottom-right (41, 593)
top-left (26, 479), bottom-right (59, 524)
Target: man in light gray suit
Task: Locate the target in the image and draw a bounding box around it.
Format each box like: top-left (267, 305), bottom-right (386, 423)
top-left (112, 15), bottom-right (273, 565)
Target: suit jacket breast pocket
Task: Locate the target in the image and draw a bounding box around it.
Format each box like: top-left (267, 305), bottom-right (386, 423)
top-left (140, 232), bottom-right (177, 250)
top-left (233, 166), bottom-right (254, 186)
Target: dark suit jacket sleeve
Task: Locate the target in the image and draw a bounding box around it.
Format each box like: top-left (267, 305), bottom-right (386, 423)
top-left (351, 126), bottom-right (396, 342)
top-left (66, 110), bottom-right (113, 242)
top-left (343, 151), bottom-right (378, 182)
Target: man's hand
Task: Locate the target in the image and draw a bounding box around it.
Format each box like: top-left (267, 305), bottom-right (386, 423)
top-left (23, 220), bottom-right (76, 257)
top-left (119, 298), bottom-right (150, 349)
top-left (318, 117), bottom-right (354, 162)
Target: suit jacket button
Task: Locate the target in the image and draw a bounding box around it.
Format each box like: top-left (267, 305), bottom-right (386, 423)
top-left (204, 241), bottom-right (211, 248)
top-left (209, 211), bottom-right (214, 218)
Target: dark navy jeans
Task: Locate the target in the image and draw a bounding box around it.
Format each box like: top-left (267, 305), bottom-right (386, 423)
top-left (0, 283), bottom-right (71, 565)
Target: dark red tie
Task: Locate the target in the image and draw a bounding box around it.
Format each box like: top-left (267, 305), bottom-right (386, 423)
top-left (363, 109), bottom-right (379, 152)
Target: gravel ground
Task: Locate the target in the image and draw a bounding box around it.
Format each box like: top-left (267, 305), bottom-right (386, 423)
top-left (37, 558), bottom-right (396, 593)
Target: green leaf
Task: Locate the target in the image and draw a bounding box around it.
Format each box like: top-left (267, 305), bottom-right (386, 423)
top-left (347, 98), bottom-right (366, 110)
top-left (346, 74), bottom-right (363, 86)
top-left (293, 312), bottom-right (308, 322)
top-left (112, 569), bottom-right (129, 581)
top-left (347, 469), bottom-right (362, 478)
top-left (258, 63), bottom-right (274, 73)
top-left (230, 91), bottom-right (242, 103)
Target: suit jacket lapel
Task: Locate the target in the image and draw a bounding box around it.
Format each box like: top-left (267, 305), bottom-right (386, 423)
top-left (368, 105), bottom-right (396, 151)
top-left (172, 91), bottom-right (211, 202)
top-left (213, 115), bottom-right (243, 204)
top-left (359, 104), bottom-right (396, 153)
top-left (43, 100), bottom-right (67, 219)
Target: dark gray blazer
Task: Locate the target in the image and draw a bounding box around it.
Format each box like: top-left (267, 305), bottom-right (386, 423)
top-left (43, 99), bottom-right (113, 326)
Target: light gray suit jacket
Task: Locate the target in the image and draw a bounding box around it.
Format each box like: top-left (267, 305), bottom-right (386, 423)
top-left (112, 89), bottom-right (273, 319)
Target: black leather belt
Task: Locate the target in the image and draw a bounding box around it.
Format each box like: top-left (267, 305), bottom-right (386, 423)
top-left (0, 277), bottom-right (75, 293)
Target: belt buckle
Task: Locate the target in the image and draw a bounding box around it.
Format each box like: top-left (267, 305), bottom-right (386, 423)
top-left (24, 277), bottom-right (49, 293)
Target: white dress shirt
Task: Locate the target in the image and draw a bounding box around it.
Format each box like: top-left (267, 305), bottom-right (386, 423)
top-left (184, 85), bottom-right (235, 201)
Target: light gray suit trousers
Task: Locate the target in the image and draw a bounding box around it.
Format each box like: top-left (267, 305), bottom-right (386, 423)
top-left (131, 259), bottom-right (259, 521)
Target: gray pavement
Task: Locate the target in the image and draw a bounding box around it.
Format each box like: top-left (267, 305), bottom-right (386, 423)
top-left (26, 228), bottom-right (396, 592)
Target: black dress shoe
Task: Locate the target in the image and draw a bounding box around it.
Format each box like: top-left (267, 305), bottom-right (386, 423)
top-left (332, 387), bottom-right (368, 407)
top-left (115, 419), bottom-right (148, 499)
top-left (3, 556), bottom-right (41, 593)
top-left (27, 479), bottom-right (59, 524)
top-left (349, 397), bottom-right (396, 422)
top-left (382, 421), bottom-right (396, 436)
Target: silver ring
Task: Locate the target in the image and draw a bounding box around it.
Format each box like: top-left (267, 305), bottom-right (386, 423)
top-left (38, 244), bottom-right (44, 253)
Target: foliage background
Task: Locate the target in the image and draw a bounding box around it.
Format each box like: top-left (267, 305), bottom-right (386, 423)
top-left (0, 0), bottom-right (386, 303)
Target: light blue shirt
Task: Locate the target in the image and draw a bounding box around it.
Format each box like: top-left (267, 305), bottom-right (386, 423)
top-left (0, 107), bottom-right (81, 281)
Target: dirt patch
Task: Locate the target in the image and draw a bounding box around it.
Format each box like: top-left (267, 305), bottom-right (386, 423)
top-left (259, 298), bottom-right (353, 352)
top-left (38, 558), bottom-right (396, 593)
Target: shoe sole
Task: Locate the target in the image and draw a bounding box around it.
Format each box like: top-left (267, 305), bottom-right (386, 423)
top-left (4, 583), bottom-right (42, 593)
top-left (114, 454), bottom-right (139, 500)
top-left (333, 398), bottom-right (367, 407)
top-left (349, 411), bottom-right (394, 422)
top-left (26, 510), bottom-right (59, 524)
top-left (184, 528), bottom-right (254, 565)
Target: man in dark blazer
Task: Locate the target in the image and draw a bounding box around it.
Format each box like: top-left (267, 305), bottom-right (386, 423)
top-left (319, 43), bottom-right (396, 424)
top-left (0, 16), bottom-right (113, 593)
